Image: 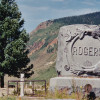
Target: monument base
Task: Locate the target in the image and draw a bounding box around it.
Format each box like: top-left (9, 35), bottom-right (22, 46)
top-left (50, 77), bottom-right (100, 97)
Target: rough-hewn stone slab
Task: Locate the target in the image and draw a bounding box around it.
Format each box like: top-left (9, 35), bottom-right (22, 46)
top-left (50, 77), bottom-right (100, 96)
top-left (50, 77), bottom-right (100, 88)
top-left (56, 24), bottom-right (100, 77)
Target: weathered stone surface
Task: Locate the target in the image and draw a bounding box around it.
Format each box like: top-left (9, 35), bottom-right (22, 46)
top-left (56, 24), bottom-right (100, 76)
top-left (50, 77), bottom-right (100, 96)
top-left (50, 77), bottom-right (100, 88)
top-left (50, 25), bottom-right (100, 97)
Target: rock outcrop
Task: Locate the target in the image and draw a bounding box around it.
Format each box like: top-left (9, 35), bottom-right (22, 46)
top-left (30, 20), bottom-right (53, 35)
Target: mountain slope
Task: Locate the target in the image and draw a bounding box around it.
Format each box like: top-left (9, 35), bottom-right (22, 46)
top-left (28, 12), bottom-right (100, 81)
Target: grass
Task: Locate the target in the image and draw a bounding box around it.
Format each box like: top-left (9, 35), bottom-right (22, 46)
top-left (30, 50), bottom-right (39, 60)
top-left (46, 91), bottom-right (82, 99)
top-left (1, 87), bottom-right (100, 100)
top-left (34, 62), bottom-right (57, 82)
top-left (28, 21), bottom-right (59, 83)
top-left (45, 88), bottom-right (100, 100)
top-left (0, 96), bottom-right (16, 100)
top-left (29, 22), bottom-right (61, 46)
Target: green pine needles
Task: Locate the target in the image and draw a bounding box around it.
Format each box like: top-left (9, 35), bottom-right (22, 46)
top-left (0, 0), bottom-right (34, 87)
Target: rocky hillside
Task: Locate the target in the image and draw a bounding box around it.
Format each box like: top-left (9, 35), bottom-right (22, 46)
top-left (28, 12), bottom-right (100, 81)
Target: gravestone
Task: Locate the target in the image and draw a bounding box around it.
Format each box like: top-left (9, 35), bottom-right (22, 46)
top-left (56, 24), bottom-right (100, 76)
top-left (50, 24), bottom-right (100, 96)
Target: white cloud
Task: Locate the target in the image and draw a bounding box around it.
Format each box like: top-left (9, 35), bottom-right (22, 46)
top-left (17, 0), bottom-right (100, 32)
top-left (18, 4), bottom-right (49, 19)
top-left (82, 1), bottom-right (95, 6)
top-left (52, 0), bottom-right (64, 2)
top-left (18, 4), bottom-right (49, 32)
top-left (23, 7), bottom-right (99, 32)
top-left (19, 5), bottom-right (49, 12)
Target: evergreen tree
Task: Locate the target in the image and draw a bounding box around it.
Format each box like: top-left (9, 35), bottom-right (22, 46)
top-left (0, 0), bottom-right (34, 87)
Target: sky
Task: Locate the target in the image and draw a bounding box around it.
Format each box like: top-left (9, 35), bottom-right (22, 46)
top-left (16, 0), bottom-right (100, 33)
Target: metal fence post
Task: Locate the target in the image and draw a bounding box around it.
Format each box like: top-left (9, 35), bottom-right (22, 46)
top-left (7, 81), bottom-right (9, 95)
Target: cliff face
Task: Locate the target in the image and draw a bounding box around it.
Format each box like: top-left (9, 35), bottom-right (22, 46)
top-left (30, 20), bottom-right (53, 35)
top-left (28, 40), bottom-right (45, 56)
top-left (28, 20), bottom-right (57, 57)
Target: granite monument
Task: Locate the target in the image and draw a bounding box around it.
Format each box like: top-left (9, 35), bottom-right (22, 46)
top-left (50, 24), bottom-right (100, 96)
top-left (56, 24), bottom-right (100, 77)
